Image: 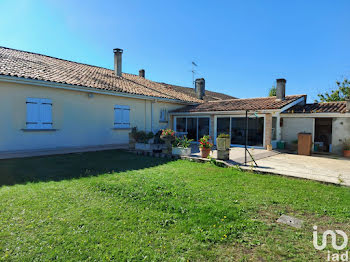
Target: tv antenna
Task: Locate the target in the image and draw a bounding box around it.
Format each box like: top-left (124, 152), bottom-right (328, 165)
top-left (191, 61), bottom-right (198, 89)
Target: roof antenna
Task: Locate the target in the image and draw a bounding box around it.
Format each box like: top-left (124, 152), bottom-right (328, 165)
top-left (192, 61), bottom-right (198, 90)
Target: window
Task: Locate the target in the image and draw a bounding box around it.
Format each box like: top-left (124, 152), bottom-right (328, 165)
top-left (230, 117), bottom-right (264, 146)
top-left (160, 108), bottom-right (168, 122)
top-left (26, 98), bottom-right (53, 129)
top-left (272, 117), bottom-right (277, 140)
top-left (175, 117), bottom-right (210, 141)
top-left (114, 105), bottom-right (130, 128)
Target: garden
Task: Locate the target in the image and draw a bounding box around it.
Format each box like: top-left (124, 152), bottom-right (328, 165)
top-left (0, 150), bottom-right (349, 261)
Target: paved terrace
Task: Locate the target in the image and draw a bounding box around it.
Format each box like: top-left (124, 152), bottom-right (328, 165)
top-left (190, 146), bottom-right (350, 187)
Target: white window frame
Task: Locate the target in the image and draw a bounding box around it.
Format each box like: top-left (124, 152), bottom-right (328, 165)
top-left (114, 105), bottom-right (130, 129)
top-left (26, 98), bottom-right (53, 130)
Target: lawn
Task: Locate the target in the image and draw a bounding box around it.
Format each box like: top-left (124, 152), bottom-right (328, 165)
top-left (0, 150), bottom-right (349, 261)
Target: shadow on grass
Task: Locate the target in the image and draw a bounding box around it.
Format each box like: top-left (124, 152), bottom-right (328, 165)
top-left (0, 150), bottom-right (172, 186)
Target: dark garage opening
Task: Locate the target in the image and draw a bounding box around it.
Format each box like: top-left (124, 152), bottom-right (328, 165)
top-left (314, 118), bottom-right (332, 153)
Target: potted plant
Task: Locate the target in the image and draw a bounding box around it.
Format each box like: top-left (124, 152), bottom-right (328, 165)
top-left (343, 139), bottom-right (350, 157)
top-left (216, 133), bottom-right (230, 150)
top-left (160, 129), bottom-right (175, 154)
top-left (151, 130), bottom-right (165, 152)
top-left (172, 136), bottom-right (193, 156)
top-left (134, 131), bottom-right (154, 151)
top-left (199, 135), bottom-right (213, 158)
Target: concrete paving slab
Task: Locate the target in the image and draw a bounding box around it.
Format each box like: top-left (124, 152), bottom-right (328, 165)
top-left (248, 153), bottom-right (350, 186)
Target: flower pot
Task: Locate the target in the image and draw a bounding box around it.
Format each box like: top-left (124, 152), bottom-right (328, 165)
top-left (135, 143), bottom-right (151, 151)
top-left (160, 135), bottom-right (175, 142)
top-left (200, 147), bottom-right (211, 158)
top-left (343, 150), bottom-right (350, 158)
top-left (216, 137), bottom-right (230, 150)
top-left (160, 135), bottom-right (174, 154)
top-left (172, 147), bottom-right (191, 156)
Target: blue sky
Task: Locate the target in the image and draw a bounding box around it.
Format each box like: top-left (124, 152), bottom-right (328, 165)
top-left (1, 0), bottom-right (350, 101)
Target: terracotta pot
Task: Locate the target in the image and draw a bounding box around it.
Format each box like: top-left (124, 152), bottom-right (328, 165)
top-left (200, 147), bottom-right (211, 158)
top-left (343, 150), bottom-right (350, 158)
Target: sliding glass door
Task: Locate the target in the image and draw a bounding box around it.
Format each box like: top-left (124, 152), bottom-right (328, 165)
top-left (217, 117), bottom-right (264, 147)
top-left (175, 117), bottom-right (210, 141)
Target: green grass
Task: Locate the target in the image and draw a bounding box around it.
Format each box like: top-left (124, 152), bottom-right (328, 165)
top-left (0, 150), bottom-right (349, 261)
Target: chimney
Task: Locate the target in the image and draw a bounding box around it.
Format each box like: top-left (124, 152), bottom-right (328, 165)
top-left (113, 48), bottom-right (123, 77)
top-left (276, 78), bottom-right (286, 101)
top-left (195, 78), bottom-right (205, 100)
top-left (139, 69), bottom-right (145, 78)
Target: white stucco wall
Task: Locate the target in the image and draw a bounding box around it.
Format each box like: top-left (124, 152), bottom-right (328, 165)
top-left (332, 118), bottom-right (350, 154)
top-left (0, 81), bottom-right (184, 152)
top-left (281, 118), bottom-right (314, 145)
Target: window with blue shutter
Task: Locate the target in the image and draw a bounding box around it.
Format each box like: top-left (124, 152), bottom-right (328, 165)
top-left (26, 98), bottom-right (53, 129)
top-left (114, 105), bottom-right (130, 128)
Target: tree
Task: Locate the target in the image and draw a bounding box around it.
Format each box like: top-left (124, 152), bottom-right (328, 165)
top-left (268, 86), bottom-right (276, 97)
top-left (317, 78), bottom-right (350, 102)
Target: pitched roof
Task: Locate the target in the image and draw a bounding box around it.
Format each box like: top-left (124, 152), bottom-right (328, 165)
top-left (0, 46), bottom-right (233, 103)
top-left (159, 83), bottom-right (236, 101)
top-left (171, 95), bottom-right (306, 113)
top-left (283, 101), bottom-right (348, 114)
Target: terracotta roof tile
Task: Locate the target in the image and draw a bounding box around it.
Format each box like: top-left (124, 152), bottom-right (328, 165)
top-left (159, 83), bottom-right (236, 101)
top-left (0, 46), bottom-right (232, 103)
top-left (172, 95), bottom-right (306, 113)
top-left (284, 101), bottom-right (347, 114)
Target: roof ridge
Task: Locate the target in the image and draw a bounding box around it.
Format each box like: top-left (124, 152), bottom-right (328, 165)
top-left (315, 101), bottom-right (347, 104)
top-left (206, 94), bottom-right (306, 103)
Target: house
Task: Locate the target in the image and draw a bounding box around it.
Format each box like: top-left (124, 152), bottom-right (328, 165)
top-left (0, 46), bottom-right (233, 155)
top-left (170, 79), bottom-right (307, 148)
top-left (170, 79), bottom-right (350, 155)
top-left (281, 101), bottom-right (350, 154)
top-left (1, 46), bottom-right (349, 157)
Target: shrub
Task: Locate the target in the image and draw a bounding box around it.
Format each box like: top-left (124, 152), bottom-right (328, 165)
top-left (344, 139), bottom-right (350, 150)
top-left (199, 135), bottom-right (213, 149)
top-left (218, 133), bottom-right (230, 138)
top-left (153, 130), bottom-right (165, 144)
top-left (161, 129), bottom-right (175, 137)
top-left (173, 136), bottom-right (193, 148)
top-left (132, 130), bottom-right (154, 144)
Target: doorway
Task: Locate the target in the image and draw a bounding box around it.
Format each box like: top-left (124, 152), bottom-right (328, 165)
top-left (314, 118), bottom-right (333, 153)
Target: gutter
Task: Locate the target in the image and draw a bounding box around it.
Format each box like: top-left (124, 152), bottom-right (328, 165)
top-left (280, 112), bottom-right (350, 118)
top-left (170, 109), bottom-right (279, 115)
top-left (0, 75), bottom-right (197, 105)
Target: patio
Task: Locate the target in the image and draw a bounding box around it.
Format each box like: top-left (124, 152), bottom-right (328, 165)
top-left (190, 145), bottom-right (350, 186)
top-left (248, 153), bottom-right (350, 186)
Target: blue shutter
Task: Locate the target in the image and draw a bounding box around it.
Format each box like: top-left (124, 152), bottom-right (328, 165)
top-left (114, 105), bottom-right (130, 128)
top-left (26, 98), bottom-right (40, 129)
top-left (40, 99), bottom-right (53, 129)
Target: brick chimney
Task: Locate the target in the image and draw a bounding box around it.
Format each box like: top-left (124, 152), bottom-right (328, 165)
top-left (113, 48), bottom-right (123, 77)
top-left (139, 69), bottom-right (145, 78)
top-left (276, 78), bottom-right (286, 101)
top-left (195, 78), bottom-right (205, 100)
